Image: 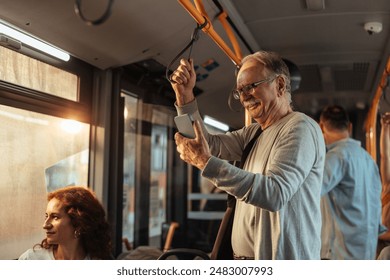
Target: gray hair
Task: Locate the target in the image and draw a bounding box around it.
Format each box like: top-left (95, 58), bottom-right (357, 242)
top-left (240, 51), bottom-right (292, 104)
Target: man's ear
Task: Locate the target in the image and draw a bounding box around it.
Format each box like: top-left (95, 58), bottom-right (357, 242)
top-left (319, 122), bottom-right (325, 133)
top-left (348, 122), bottom-right (353, 136)
top-left (277, 76), bottom-right (285, 94)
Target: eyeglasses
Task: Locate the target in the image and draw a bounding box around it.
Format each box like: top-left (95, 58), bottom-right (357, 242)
top-left (232, 75), bottom-right (279, 100)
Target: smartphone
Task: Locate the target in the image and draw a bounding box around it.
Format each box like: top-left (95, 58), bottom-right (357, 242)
top-left (174, 114), bottom-right (196, 139)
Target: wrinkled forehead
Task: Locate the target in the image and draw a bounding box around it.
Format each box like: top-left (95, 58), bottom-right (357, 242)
top-left (236, 60), bottom-right (268, 83)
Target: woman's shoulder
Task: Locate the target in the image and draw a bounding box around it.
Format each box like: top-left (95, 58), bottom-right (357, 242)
top-left (18, 247), bottom-right (55, 260)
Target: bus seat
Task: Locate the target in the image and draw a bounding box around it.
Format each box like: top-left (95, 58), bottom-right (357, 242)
top-left (122, 237), bottom-right (132, 251)
top-left (161, 221), bottom-right (179, 252)
top-left (117, 221), bottom-right (180, 260)
top-left (157, 248), bottom-right (210, 260)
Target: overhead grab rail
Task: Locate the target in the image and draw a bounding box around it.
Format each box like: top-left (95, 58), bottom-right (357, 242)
top-left (365, 56), bottom-right (390, 162)
top-left (177, 0), bottom-right (243, 67)
top-left (177, 0), bottom-right (255, 125)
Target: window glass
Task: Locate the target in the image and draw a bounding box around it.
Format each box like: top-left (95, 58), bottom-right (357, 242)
top-left (0, 45), bottom-right (78, 101)
top-left (149, 123), bottom-right (167, 246)
top-left (122, 94), bottom-right (172, 249)
top-left (122, 95), bottom-right (137, 246)
top-left (0, 104), bottom-right (90, 259)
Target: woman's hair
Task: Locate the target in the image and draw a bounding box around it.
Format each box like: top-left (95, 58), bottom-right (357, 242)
top-left (39, 186), bottom-right (112, 259)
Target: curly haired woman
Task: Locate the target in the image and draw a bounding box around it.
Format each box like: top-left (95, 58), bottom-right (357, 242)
top-left (19, 186), bottom-right (112, 260)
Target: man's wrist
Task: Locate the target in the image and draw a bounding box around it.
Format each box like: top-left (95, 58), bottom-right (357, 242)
top-left (176, 93), bottom-right (195, 106)
top-left (197, 155), bottom-right (211, 170)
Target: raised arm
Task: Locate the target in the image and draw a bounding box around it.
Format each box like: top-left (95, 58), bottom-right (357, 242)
top-left (170, 58), bottom-right (197, 106)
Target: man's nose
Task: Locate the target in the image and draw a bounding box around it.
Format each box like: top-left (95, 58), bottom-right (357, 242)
top-left (240, 91), bottom-right (252, 101)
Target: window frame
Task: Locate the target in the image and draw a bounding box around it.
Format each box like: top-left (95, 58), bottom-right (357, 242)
top-left (0, 46), bottom-right (93, 123)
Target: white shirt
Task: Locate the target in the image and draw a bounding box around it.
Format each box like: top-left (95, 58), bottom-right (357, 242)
top-left (18, 247), bottom-right (91, 260)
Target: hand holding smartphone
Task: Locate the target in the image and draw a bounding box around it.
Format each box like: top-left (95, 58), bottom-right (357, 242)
top-left (174, 114), bottom-right (196, 139)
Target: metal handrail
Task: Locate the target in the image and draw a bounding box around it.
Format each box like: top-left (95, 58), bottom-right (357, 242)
top-left (177, 0), bottom-right (253, 125)
top-left (365, 56), bottom-right (390, 161)
top-left (178, 0), bottom-right (242, 66)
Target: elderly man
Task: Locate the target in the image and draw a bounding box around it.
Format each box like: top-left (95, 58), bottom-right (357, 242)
top-left (170, 51), bottom-right (325, 259)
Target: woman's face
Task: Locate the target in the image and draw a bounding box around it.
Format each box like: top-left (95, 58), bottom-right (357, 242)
top-left (43, 198), bottom-right (76, 246)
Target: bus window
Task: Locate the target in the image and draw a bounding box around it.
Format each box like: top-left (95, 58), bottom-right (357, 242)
top-left (122, 92), bottom-right (173, 250)
top-left (0, 104), bottom-right (90, 259)
top-left (122, 94), bottom-right (137, 247)
top-left (149, 122), bottom-right (168, 247)
top-left (0, 45), bottom-right (79, 101)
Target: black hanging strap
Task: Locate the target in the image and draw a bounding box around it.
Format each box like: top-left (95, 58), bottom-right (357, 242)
top-left (165, 17), bottom-right (208, 83)
top-left (226, 126), bottom-right (262, 207)
top-left (239, 127), bottom-right (263, 168)
top-left (211, 126), bottom-right (262, 259)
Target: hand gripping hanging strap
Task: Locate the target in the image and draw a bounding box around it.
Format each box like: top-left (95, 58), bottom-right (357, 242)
top-left (165, 17), bottom-right (208, 83)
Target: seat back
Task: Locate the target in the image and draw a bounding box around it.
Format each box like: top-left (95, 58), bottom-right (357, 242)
top-left (157, 248), bottom-right (210, 260)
